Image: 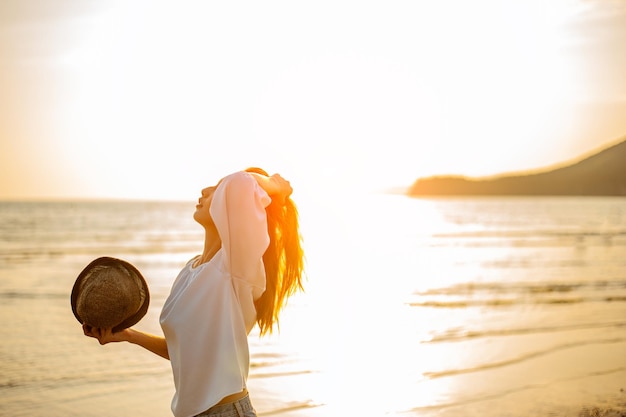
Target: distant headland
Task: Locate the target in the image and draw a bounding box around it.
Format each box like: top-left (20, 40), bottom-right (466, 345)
top-left (408, 137), bottom-right (626, 197)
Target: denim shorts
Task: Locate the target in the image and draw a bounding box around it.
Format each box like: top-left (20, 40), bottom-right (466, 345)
top-left (195, 394), bottom-right (257, 417)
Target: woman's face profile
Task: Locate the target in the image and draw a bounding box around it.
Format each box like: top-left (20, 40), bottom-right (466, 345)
top-left (193, 185), bottom-right (217, 226)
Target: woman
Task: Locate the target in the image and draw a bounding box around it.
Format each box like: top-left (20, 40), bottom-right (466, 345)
top-left (83, 168), bottom-right (304, 417)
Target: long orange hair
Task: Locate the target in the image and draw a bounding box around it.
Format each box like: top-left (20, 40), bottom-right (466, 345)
top-left (245, 167), bottom-right (305, 335)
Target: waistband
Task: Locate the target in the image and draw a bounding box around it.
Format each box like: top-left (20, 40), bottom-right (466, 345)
top-left (195, 394), bottom-right (254, 417)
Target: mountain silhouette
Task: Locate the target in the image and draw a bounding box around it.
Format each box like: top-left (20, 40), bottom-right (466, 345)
top-left (408, 137), bottom-right (626, 196)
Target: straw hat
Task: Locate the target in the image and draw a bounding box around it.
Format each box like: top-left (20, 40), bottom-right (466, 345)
top-left (71, 257), bottom-right (150, 333)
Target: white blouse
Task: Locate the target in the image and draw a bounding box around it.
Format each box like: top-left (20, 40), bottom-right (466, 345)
top-left (160, 171), bottom-right (271, 417)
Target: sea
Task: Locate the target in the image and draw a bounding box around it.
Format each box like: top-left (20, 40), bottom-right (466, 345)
top-left (1, 193), bottom-right (625, 417)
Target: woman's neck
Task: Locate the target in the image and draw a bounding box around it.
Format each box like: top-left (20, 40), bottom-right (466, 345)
top-left (195, 225), bottom-right (221, 267)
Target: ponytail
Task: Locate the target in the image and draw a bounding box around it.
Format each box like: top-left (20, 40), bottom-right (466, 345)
top-left (245, 168), bottom-right (305, 335)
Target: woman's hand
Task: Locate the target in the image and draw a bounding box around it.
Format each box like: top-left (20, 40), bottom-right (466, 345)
top-left (250, 172), bottom-right (293, 204)
top-left (82, 324), bottom-right (170, 359)
top-left (83, 324), bottom-right (130, 345)
top-left (269, 173), bottom-right (293, 203)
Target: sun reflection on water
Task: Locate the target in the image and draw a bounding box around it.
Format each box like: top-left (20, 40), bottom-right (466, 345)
top-left (250, 195), bottom-right (626, 416)
top-left (255, 193), bottom-right (467, 415)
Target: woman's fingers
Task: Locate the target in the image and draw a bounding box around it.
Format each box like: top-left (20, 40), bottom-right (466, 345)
top-left (97, 328), bottom-right (112, 344)
top-left (83, 323), bottom-right (90, 336)
top-left (82, 323), bottom-right (114, 345)
top-left (271, 174), bottom-right (292, 199)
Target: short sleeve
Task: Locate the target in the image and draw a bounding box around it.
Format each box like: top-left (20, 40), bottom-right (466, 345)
top-left (210, 171), bottom-right (271, 289)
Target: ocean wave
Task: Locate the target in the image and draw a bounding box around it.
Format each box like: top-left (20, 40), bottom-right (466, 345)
top-left (409, 280), bottom-right (626, 310)
top-left (0, 291), bottom-right (68, 300)
top-left (404, 366), bottom-right (626, 415)
top-left (424, 320), bottom-right (626, 343)
top-left (432, 229), bottom-right (626, 240)
top-left (0, 244), bottom-right (201, 263)
top-left (415, 280), bottom-right (626, 296)
top-left (423, 337), bottom-right (626, 379)
top-left (249, 369), bottom-right (315, 379)
top-left (427, 229), bottom-right (626, 249)
top-left (407, 296), bottom-right (626, 309)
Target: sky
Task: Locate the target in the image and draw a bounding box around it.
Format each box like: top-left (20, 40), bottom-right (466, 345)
top-left (1, 0), bottom-right (625, 201)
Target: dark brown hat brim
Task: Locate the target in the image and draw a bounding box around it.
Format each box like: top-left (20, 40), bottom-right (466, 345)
top-left (71, 257), bottom-right (150, 333)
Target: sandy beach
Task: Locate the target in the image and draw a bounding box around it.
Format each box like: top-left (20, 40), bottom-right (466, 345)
top-left (1, 196), bottom-right (625, 416)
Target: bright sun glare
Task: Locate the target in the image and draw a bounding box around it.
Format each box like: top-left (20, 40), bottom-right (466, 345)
top-left (40, 0), bottom-right (591, 201)
top-left (3, 0), bottom-right (623, 202)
